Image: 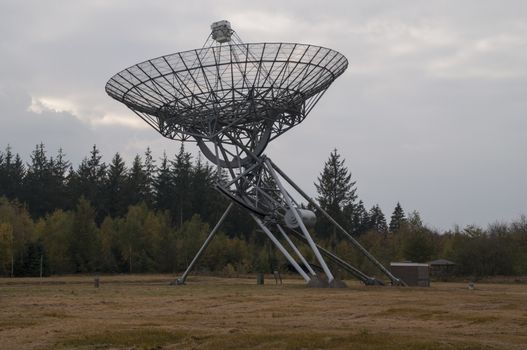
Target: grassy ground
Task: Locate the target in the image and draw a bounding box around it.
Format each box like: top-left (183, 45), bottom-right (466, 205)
top-left (0, 274), bottom-right (526, 349)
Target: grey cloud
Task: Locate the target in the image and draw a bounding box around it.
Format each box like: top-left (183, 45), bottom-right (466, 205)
top-left (0, 88), bottom-right (181, 166)
top-left (1, 0), bottom-right (526, 229)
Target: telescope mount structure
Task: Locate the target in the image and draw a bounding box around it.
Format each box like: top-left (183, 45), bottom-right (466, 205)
top-left (106, 21), bottom-right (403, 287)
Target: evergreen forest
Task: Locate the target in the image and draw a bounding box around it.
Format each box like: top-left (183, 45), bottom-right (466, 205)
top-left (0, 144), bottom-right (526, 279)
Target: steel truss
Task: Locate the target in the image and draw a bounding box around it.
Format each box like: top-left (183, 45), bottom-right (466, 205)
top-left (174, 154), bottom-right (403, 287)
top-left (106, 36), bottom-right (347, 168)
top-left (106, 22), bottom-right (403, 287)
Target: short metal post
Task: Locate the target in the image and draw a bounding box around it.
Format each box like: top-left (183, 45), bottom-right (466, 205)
top-left (174, 203), bottom-right (233, 285)
top-left (252, 215), bottom-right (311, 283)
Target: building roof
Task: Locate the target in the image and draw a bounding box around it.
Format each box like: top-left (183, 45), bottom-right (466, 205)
top-left (428, 259), bottom-right (456, 266)
top-left (390, 262), bottom-right (429, 267)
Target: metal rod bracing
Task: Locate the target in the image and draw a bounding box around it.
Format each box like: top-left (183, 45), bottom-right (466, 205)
top-left (251, 214), bottom-right (311, 283)
top-left (264, 159), bottom-right (335, 283)
top-left (223, 161), bottom-right (261, 188)
top-left (277, 224), bottom-right (316, 276)
top-left (268, 159), bottom-right (404, 285)
top-left (175, 203), bottom-right (234, 284)
top-left (287, 228), bottom-right (375, 284)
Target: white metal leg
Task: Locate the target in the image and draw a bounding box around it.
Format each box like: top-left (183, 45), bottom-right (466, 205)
top-left (175, 203), bottom-right (233, 284)
top-left (265, 159), bottom-right (335, 283)
top-left (252, 214), bottom-right (311, 283)
top-left (276, 224), bottom-right (317, 276)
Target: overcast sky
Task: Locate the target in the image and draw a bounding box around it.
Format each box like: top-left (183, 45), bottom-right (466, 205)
top-left (1, 0), bottom-right (526, 230)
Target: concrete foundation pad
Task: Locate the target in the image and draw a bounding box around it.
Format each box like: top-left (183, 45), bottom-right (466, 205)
top-left (306, 276), bottom-right (329, 288)
top-left (169, 279), bottom-right (185, 286)
top-left (329, 279), bottom-right (348, 288)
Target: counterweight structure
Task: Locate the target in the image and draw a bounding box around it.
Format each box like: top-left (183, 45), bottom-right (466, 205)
top-left (106, 21), bottom-right (403, 287)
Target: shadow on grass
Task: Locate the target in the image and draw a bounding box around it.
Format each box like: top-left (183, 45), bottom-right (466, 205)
top-left (377, 307), bottom-right (499, 324)
top-left (55, 328), bottom-right (489, 350)
top-left (56, 328), bottom-right (189, 349)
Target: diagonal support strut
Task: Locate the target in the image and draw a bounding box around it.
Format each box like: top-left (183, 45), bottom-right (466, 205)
top-left (173, 203), bottom-right (234, 285)
top-left (264, 158), bottom-right (336, 284)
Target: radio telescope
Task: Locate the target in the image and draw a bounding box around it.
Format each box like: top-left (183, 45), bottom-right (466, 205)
top-left (106, 21), bottom-right (402, 287)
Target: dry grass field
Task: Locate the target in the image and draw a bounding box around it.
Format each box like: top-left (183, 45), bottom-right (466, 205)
top-left (1, 274), bottom-right (526, 350)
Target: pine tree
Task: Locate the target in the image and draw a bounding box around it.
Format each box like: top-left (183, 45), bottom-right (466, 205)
top-left (315, 149), bottom-right (357, 214)
top-left (0, 146), bottom-right (25, 200)
top-left (49, 148), bottom-right (71, 211)
top-left (105, 152), bottom-right (128, 218)
top-left (191, 153), bottom-right (216, 221)
top-left (153, 152), bottom-right (174, 212)
top-left (389, 202), bottom-right (406, 233)
top-left (143, 147), bottom-right (156, 207)
top-left (11, 154), bottom-right (26, 198)
top-left (350, 200), bottom-right (370, 235)
top-left (23, 143), bottom-right (54, 218)
top-left (69, 145), bottom-right (107, 221)
top-left (368, 204), bottom-right (388, 234)
top-left (171, 145), bottom-right (193, 227)
top-left (126, 154), bottom-right (148, 207)
top-left (18, 240), bottom-right (49, 277)
top-left (314, 149), bottom-right (357, 246)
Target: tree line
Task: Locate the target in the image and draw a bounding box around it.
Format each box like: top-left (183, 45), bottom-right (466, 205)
top-left (0, 144), bottom-right (526, 279)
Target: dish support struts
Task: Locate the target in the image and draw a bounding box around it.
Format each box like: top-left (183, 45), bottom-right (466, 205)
top-left (105, 20), bottom-right (404, 287)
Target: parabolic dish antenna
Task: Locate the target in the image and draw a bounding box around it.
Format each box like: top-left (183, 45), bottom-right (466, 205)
top-left (106, 21), bottom-right (403, 287)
